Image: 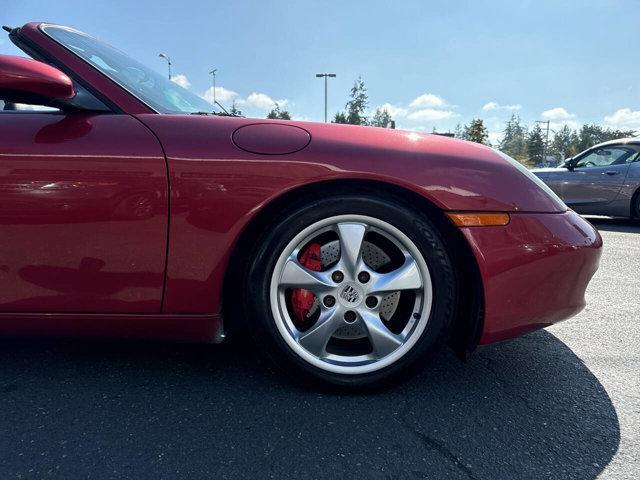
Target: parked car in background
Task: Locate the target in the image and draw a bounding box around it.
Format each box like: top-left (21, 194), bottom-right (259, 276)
top-left (532, 138), bottom-right (640, 218)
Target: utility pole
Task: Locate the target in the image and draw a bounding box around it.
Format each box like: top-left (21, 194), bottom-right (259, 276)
top-left (536, 120), bottom-right (550, 164)
top-left (315, 73), bottom-right (336, 122)
top-left (158, 53), bottom-right (172, 80)
top-left (209, 69), bottom-right (217, 105)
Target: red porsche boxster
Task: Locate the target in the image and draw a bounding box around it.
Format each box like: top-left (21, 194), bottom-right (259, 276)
top-left (0, 23), bottom-right (601, 388)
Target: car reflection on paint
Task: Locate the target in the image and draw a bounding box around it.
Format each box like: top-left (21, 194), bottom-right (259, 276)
top-left (0, 170), bottom-right (163, 223)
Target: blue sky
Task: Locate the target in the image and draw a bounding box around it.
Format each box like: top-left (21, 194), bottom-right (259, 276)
top-left (3, 0), bottom-right (639, 142)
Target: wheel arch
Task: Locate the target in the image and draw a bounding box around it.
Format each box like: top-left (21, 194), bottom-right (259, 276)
top-left (222, 178), bottom-right (484, 357)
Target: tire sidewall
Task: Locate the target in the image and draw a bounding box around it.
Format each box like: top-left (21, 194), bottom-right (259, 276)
top-left (244, 194), bottom-right (457, 389)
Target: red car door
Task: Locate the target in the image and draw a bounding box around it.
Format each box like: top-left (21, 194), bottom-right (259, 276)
top-left (0, 111), bottom-right (168, 312)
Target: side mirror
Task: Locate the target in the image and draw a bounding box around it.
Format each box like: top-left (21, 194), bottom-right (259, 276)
top-left (0, 55), bottom-right (74, 107)
top-left (564, 158), bottom-right (575, 171)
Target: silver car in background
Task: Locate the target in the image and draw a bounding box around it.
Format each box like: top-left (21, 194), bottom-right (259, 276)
top-left (532, 138), bottom-right (640, 218)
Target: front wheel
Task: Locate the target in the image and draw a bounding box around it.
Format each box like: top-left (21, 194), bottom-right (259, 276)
top-left (244, 194), bottom-right (457, 389)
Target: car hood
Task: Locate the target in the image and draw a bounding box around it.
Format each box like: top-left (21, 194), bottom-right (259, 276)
top-left (296, 120), bottom-right (500, 161)
top-left (228, 118), bottom-right (497, 160)
top-left (137, 114), bottom-right (568, 214)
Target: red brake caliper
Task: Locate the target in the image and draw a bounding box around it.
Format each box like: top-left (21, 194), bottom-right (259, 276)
top-left (291, 243), bottom-right (322, 327)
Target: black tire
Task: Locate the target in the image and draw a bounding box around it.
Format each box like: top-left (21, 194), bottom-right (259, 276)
top-left (633, 191), bottom-right (640, 219)
top-left (241, 192), bottom-right (457, 390)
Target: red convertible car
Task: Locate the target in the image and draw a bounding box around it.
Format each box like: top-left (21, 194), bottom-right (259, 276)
top-left (0, 23), bottom-right (602, 388)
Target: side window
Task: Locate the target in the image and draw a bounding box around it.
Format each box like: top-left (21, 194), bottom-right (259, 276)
top-left (575, 147), bottom-right (635, 168)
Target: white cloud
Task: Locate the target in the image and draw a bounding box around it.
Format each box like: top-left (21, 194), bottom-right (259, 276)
top-left (539, 107), bottom-right (579, 131)
top-left (541, 107), bottom-right (575, 121)
top-left (488, 131), bottom-right (502, 146)
top-left (407, 108), bottom-right (457, 122)
top-left (240, 92), bottom-right (288, 110)
top-left (374, 103), bottom-right (408, 118)
top-left (369, 94), bottom-right (455, 129)
top-left (409, 93), bottom-right (447, 109)
top-left (203, 86), bottom-right (239, 104)
top-left (200, 87), bottom-right (288, 114)
top-left (604, 108), bottom-right (640, 131)
top-left (171, 74), bottom-right (191, 89)
top-left (482, 101), bottom-right (522, 111)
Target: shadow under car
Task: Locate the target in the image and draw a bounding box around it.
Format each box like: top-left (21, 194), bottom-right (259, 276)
top-left (0, 329), bottom-right (619, 479)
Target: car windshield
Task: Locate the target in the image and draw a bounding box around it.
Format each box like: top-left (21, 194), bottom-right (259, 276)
top-left (574, 146), bottom-right (637, 168)
top-left (41, 24), bottom-right (216, 114)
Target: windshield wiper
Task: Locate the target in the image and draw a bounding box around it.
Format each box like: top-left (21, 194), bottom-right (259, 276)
top-left (189, 111), bottom-right (242, 117)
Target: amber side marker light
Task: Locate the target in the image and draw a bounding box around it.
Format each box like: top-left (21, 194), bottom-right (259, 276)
top-left (447, 212), bottom-right (511, 227)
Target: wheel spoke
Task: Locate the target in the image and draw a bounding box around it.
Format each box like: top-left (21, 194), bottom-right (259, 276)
top-left (280, 257), bottom-right (333, 292)
top-left (368, 256), bottom-right (422, 295)
top-left (336, 222), bottom-right (367, 273)
top-left (297, 307), bottom-right (341, 357)
top-left (360, 311), bottom-right (403, 358)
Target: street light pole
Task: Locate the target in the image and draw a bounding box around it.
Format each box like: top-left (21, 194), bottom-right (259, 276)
top-left (315, 73), bottom-right (336, 123)
top-left (159, 53), bottom-right (172, 80)
top-left (209, 69), bottom-right (217, 105)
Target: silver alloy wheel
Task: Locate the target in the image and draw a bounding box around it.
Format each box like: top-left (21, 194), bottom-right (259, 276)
top-left (269, 214), bottom-right (433, 375)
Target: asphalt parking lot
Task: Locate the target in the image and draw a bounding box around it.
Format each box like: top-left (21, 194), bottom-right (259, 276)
top-left (0, 218), bottom-right (638, 480)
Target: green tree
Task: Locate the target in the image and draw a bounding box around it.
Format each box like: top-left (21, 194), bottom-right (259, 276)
top-left (333, 76), bottom-right (369, 125)
top-left (499, 114), bottom-right (528, 162)
top-left (576, 124), bottom-right (636, 152)
top-left (527, 123), bottom-right (545, 165)
top-left (577, 124), bottom-right (605, 152)
top-left (333, 112), bottom-right (348, 124)
top-left (566, 130), bottom-right (581, 158)
top-left (464, 118), bottom-right (489, 145)
top-left (370, 107), bottom-right (394, 128)
top-left (266, 103), bottom-right (291, 120)
top-left (549, 124), bottom-right (576, 161)
top-left (453, 123), bottom-right (464, 139)
top-left (229, 101), bottom-right (242, 116)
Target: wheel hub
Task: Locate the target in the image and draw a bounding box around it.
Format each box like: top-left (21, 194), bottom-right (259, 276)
top-left (338, 283), bottom-right (363, 308)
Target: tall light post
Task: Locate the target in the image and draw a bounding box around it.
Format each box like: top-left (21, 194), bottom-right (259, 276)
top-left (158, 53), bottom-right (172, 80)
top-left (209, 68), bottom-right (217, 105)
top-left (315, 73), bottom-right (336, 123)
top-left (536, 120), bottom-right (550, 164)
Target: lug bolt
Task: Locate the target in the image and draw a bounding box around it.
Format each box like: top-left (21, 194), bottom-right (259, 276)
top-left (366, 296), bottom-right (378, 308)
top-left (332, 271), bottom-right (344, 283)
top-left (344, 310), bottom-right (357, 323)
top-left (323, 295), bottom-right (336, 307)
top-left (357, 271), bottom-right (370, 283)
